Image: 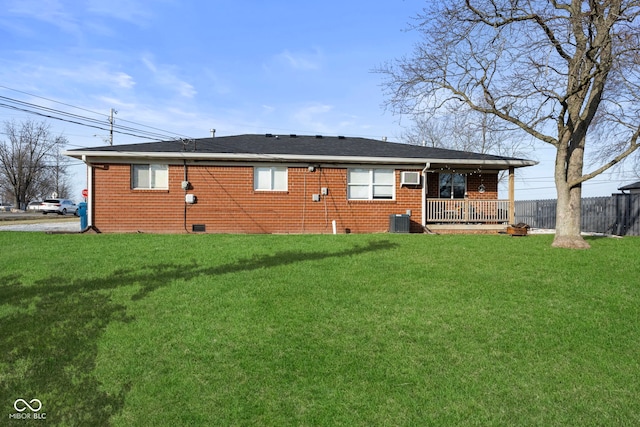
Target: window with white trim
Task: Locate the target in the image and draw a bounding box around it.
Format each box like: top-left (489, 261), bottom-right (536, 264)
top-left (132, 164), bottom-right (168, 189)
top-left (254, 166), bottom-right (288, 191)
top-left (347, 168), bottom-right (394, 200)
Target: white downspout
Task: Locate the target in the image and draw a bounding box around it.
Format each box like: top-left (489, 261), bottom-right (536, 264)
top-left (83, 155), bottom-right (93, 228)
top-left (421, 163), bottom-right (430, 227)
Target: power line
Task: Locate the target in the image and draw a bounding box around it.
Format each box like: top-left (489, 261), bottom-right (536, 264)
top-left (0, 85), bottom-right (110, 118)
top-left (0, 85), bottom-right (399, 142)
top-left (0, 86), bottom-right (193, 142)
top-left (0, 85), bottom-right (189, 137)
top-left (0, 98), bottom-right (160, 138)
top-left (0, 96), bottom-right (180, 141)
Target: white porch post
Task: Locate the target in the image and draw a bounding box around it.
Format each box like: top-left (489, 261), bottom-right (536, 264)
top-left (508, 166), bottom-right (515, 225)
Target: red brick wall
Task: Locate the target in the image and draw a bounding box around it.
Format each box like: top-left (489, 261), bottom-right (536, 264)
top-left (92, 164), bottom-right (425, 234)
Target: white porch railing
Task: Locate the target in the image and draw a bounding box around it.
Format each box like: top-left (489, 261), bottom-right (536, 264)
top-left (427, 199), bottom-right (510, 223)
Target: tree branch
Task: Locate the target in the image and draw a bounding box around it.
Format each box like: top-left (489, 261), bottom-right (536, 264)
top-left (465, 0), bottom-right (572, 60)
top-left (571, 126), bottom-right (640, 187)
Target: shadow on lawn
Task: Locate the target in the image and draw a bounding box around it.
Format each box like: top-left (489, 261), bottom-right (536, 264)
top-left (0, 239), bottom-right (395, 424)
top-left (0, 277), bottom-right (132, 425)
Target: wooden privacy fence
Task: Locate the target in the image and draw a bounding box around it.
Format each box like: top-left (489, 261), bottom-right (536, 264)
top-left (515, 194), bottom-right (640, 236)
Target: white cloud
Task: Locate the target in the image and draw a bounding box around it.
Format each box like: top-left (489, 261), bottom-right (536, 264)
top-left (0, 60), bottom-right (133, 93)
top-left (142, 56), bottom-right (197, 98)
top-left (176, 82), bottom-right (197, 98)
top-left (141, 57), bottom-right (157, 73)
top-left (4, 0), bottom-right (80, 34)
top-left (113, 72), bottom-right (136, 89)
top-left (2, 0), bottom-right (157, 40)
top-left (275, 49), bottom-right (322, 71)
top-left (292, 104), bottom-right (335, 133)
top-left (86, 0), bottom-right (155, 25)
top-left (53, 63), bottom-right (136, 89)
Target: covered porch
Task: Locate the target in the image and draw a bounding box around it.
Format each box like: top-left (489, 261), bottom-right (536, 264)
top-left (422, 166), bottom-right (517, 233)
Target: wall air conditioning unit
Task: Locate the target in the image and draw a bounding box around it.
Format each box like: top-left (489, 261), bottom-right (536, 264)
top-left (401, 171), bottom-right (421, 186)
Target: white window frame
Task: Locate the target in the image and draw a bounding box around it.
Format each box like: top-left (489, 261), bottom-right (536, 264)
top-left (254, 166), bottom-right (288, 191)
top-left (347, 168), bottom-right (395, 200)
top-left (132, 164), bottom-right (169, 189)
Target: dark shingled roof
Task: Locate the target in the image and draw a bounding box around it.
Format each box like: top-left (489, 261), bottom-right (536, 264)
top-left (68, 134), bottom-right (532, 163)
top-left (618, 181), bottom-right (640, 191)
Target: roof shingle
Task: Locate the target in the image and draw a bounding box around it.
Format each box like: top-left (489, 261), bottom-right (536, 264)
top-left (68, 134), bottom-right (533, 164)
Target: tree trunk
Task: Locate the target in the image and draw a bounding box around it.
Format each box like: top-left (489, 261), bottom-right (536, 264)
top-left (553, 185), bottom-right (589, 249)
top-left (552, 150), bottom-right (590, 249)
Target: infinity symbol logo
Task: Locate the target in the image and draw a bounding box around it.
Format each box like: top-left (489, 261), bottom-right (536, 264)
top-left (14, 398), bottom-right (42, 412)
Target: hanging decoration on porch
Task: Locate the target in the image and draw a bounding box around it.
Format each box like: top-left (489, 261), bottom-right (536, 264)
top-left (478, 171), bottom-right (485, 193)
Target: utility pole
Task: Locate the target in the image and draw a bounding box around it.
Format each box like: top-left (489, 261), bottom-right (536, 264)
top-left (109, 108), bottom-right (117, 145)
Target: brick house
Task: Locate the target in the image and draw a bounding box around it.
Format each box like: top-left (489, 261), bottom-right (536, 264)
top-left (65, 134), bottom-right (536, 234)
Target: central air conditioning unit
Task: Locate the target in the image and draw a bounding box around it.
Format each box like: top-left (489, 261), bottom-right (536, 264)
top-left (389, 214), bottom-right (410, 233)
top-left (401, 171), bottom-right (421, 186)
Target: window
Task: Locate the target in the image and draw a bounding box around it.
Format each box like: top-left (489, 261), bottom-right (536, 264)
top-left (254, 166), bottom-right (287, 191)
top-left (348, 168), bottom-right (394, 200)
top-left (132, 164), bottom-right (168, 189)
top-left (439, 173), bottom-right (466, 198)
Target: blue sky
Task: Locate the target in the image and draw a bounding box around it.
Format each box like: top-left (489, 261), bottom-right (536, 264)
top-left (0, 0), bottom-right (636, 200)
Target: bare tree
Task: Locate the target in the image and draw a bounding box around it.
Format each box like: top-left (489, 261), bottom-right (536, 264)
top-left (379, 1), bottom-right (640, 249)
top-left (41, 148), bottom-right (73, 200)
top-left (403, 105), bottom-right (535, 192)
top-left (0, 120), bottom-right (69, 209)
top-left (402, 102), bottom-right (534, 158)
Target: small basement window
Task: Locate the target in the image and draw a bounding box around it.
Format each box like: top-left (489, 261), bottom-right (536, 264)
top-left (132, 164), bottom-right (169, 189)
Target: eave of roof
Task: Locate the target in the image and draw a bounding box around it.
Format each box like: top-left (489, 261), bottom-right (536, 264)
top-left (618, 181), bottom-right (640, 190)
top-left (64, 150), bottom-right (536, 168)
top-left (64, 134), bottom-right (538, 168)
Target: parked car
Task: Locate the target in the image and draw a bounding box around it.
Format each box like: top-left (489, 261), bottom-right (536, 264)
top-left (27, 201), bottom-right (42, 211)
top-left (41, 199), bottom-right (78, 215)
top-left (0, 203), bottom-right (13, 212)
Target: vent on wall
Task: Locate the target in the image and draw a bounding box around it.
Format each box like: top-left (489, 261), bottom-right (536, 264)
top-left (401, 171), bottom-right (421, 186)
top-left (192, 224), bottom-right (206, 232)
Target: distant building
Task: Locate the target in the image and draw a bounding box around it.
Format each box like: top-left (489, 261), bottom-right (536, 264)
top-left (618, 181), bottom-right (640, 195)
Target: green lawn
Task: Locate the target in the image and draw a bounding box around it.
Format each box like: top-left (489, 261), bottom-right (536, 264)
top-left (1, 232), bottom-right (639, 426)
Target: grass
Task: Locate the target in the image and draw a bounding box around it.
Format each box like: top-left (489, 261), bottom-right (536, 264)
top-left (1, 232), bottom-right (639, 426)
